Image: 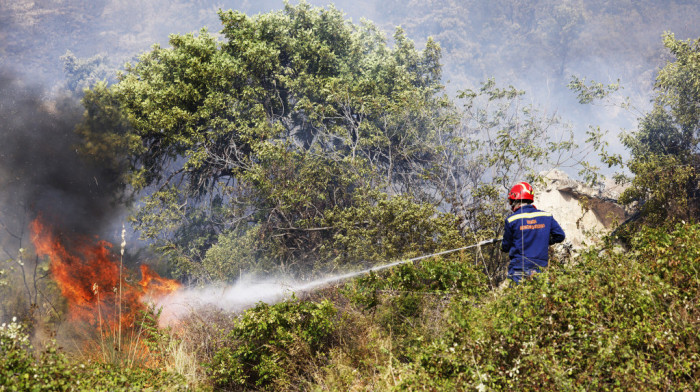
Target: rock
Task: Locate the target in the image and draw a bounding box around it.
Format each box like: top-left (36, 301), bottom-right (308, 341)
top-left (535, 169), bottom-right (629, 250)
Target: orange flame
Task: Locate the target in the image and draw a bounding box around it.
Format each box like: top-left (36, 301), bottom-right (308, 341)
top-left (29, 217), bottom-right (181, 328)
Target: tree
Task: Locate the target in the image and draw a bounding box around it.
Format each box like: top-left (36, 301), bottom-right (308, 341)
top-left (79, 3), bottom-right (454, 281)
top-left (617, 33), bottom-right (700, 226)
top-left (61, 51), bottom-right (113, 95)
top-left (574, 33), bottom-right (700, 228)
top-left (429, 79), bottom-right (589, 281)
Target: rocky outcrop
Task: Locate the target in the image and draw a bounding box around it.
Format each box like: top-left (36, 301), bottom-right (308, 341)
top-left (535, 169), bottom-right (629, 249)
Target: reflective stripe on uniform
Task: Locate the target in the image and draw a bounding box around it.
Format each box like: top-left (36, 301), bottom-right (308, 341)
top-left (507, 211), bottom-right (552, 223)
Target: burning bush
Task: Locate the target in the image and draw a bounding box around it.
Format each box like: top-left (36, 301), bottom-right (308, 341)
top-left (29, 215), bottom-right (184, 370)
top-left (30, 217), bottom-right (180, 330)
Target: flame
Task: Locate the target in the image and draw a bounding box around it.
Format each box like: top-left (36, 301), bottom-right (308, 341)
top-left (29, 217), bottom-right (181, 329)
top-left (139, 264), bottom-right (181, 299)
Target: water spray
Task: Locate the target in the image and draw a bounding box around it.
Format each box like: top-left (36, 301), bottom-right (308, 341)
top-left (154, 238), bottom-right (502, 324)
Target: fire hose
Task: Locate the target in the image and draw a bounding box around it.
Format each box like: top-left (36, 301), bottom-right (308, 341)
top-left (372, 237), bottom-right (503, 271)
top-left (302, 237), bottom-right (504, 288)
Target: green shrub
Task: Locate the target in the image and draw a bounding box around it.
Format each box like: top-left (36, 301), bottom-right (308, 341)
top-left (344, 254), bottom-right (487, 309)
top-left (339, 254), bottom-right (488, 366)
top-left (319, 192), bottom-right (467, 271)
top-left (202, 225), bottom-right (276, 281)
top-left (343, 254), bottom-right (487, 334)
top-left (0, 318), bottom-right (70, 390)
top-left (79, 363), bottom-right (187, 392)
top-left (400, 223), bottom-right (700, 391)
top-left (0, 319), bottom-right (186, 391)
top-left (207, 298), bottom-right (337, 391)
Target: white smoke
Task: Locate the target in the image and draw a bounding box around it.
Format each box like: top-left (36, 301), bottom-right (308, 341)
top-left (151, 272), bottom-right (363, 326)
top-left (151, 276), bottom-right (299, 325)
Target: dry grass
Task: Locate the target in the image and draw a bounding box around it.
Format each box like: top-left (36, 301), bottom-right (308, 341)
top-left (306, 306), bottom-right (403, 391)
top-left (162, 338), bottom-right (203, 388)
top-left (160, 306), bottom-right (239, 389)
top-left (60, 317), bottom-right (151, 368)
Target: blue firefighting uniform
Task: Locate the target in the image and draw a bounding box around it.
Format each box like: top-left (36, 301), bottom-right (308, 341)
top-left (501, 204), bottom-right (565, 283)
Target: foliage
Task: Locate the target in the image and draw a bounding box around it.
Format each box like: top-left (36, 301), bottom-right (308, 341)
top-left (343, 252), bottom-right (489, 351)
top-left (61, 51), bottom-right (113, 95)
top-left (196, 188), bottom-right (470, 282)
top-left (568, 75), bottom-right (623, 105)
top-left (398, 223), bottom-right (700, 391)
top-left (172, 222), bottom-right (700, 391)
top-left (78, 2), bottom-right (457, 281)
top-left (78, 363), bottom-right (186, 392)
top-left (74, 81), bottom-right (135, 190)
top-left (200, 224), bottom-right (274, 281)
top-left (74, 2), bottom-right (603, 286)
top-left (0, 247), bottom-right (64, 333)
top-left (656, 33), bottom-right (700, 130)
top-left (0, 318), bottom-right (186, 391)
top-left (135, 307), bottom-right (203, 388)
top-left (619, 152), bottom-right (696, 224)
top-left (344, 253), bottom-right (487, 310)
top-left (7, 2), bottom-right (700, 391)
top-left (318, 191), bottom-right (465, 268)
top-left (207, 298), bottom-right (337, 391)
top-left (438, 79), bottom-right (589, 249)
top-left (571, 33), bottom-right (700, 229)
top-left (615, 34), bottom-right (700, 228)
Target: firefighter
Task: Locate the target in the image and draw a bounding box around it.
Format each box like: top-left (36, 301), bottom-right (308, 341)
top-left (501, 181), bottom-right (565, 283)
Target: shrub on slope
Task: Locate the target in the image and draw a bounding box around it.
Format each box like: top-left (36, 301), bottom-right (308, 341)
top-left (0, 319), bottom-right (186, 391)
top-left (404, 224), bottom-right (700, 391)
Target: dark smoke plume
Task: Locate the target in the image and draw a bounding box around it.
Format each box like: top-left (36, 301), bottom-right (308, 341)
top-left (0, 70), bottom-right (122, 239)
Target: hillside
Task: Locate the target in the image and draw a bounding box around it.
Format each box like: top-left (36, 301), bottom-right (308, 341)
top-left (4, 0), bottom-right (700, 100)
top-left (2, 224), bottom-right (698, 390)
top-left (1, 2), bottom-right (700, 391)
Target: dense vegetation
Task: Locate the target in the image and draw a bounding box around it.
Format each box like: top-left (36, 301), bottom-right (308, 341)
top-left (76, 2), bottom-right (581, 285)
top-left (3, 224), bottom-right (698, 390)
top-left (1, 2), bottom-right (700, 391)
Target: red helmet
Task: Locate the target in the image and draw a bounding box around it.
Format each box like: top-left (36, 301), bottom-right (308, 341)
top-left (508, 182), bottom-right (534, 202)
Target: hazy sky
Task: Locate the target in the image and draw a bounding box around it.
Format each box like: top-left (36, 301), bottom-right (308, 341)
top-left (3, 0), bottom-right (700, 168)
top-left (4, 0), bottom-right (697, 91)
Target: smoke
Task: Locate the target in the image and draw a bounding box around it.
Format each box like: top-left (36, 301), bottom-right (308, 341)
top-left (154, 275), bottom-right (356, 326)
top-left (1, 1), bottom-right (697, 240)
top-left (0, 70), bottom-right (123, 239)
top-left (155, 269), bottom-right (378, 325)
top-left (154, 277), bottom-right (298, 325)
top-left (5, 1), bottom-right (700, 158)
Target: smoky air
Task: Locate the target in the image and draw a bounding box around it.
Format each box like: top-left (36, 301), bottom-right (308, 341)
top-left (0, 70), bottom-right (123, 240)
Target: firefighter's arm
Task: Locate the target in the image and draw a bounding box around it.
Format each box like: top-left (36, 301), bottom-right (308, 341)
top-left (501, 221), bottom-right (513, 252)
top-left (549, 218), bottom-right (565, 245)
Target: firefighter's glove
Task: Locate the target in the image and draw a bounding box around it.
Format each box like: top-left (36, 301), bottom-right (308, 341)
top-left (479, 238), bottom-right (502, 246)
